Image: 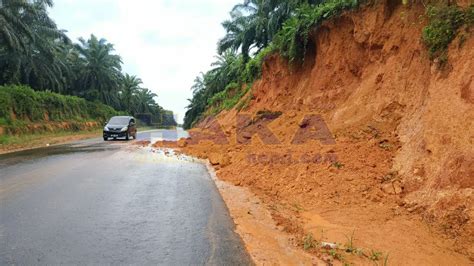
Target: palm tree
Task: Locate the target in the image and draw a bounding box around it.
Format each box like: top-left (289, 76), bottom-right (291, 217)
top-left (0, 0), bottom-right (38, 54)
top-left (0, 0), bottom-right (70, 90)
top-left (135, 88), bottom-right (157, 114)
top-left (120, 74), bottom-right (143, 114)
top-left (74, 34), bottom-right (123, 107)
top-left (208, 51), bottom-right (243, 93)
top-left (218, 14), bottom-right (254, 61)
top-left (184, 74), bottom-right (208, 129)
top-left (217, 0), bottom-right (322, 60)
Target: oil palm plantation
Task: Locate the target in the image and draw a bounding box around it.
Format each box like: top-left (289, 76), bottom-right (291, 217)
top-left (0, 0), bottom-right (175, 127)
top-left (218, 0), bottom-right (287, 60)
top-left (74, 34), bottom-right (123, 108)
top-left (120, 74), bottom-right (143, 114)
top-left (135, 88), bottom-right (158, 114)
top-left (0, 0), bottom-right (70, 90)
top-left (217, 0), bottom-right (322, 60)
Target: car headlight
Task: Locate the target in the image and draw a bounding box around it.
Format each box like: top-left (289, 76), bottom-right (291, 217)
top-left (104, 127), bottom-right (109, 131)
top-left (120, 127), bottom-right (128, 132)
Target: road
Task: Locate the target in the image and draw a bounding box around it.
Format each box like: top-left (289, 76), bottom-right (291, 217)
top-left (0, 130), bottom-right (252, 265)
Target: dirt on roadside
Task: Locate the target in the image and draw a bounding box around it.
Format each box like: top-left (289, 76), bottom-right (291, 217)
top-left (154, 1), bottom-right (473, 264)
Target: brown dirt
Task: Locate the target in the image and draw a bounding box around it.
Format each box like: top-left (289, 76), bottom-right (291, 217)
top-left (156, 2), bottom-right (473, 264)
top-left (204, 162), bottom-right (326, 265)
top-left (133, 140), bottom-right (151, 147)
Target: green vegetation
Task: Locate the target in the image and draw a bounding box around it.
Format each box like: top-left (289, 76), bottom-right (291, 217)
top-left (185, 0), bottom-right (358, 129)
top-left (0, 128), bottom-right (101, 146)
top-left (0, 0), bottom-right (176, 128)
top-left (368, 250), bottom-right (383, 261)
top-left (422, 4), bottom-right (473, 64)
top-left (274, 0), bottom-right (360, 62)
top-left (185, 0), bottom-right (473, 129)
top-left (303, 233), bottom-right (318, 250)
top-left (332, 161), bottom-right (345, 169)
top-left (0, 85), bottom-right (119, 134)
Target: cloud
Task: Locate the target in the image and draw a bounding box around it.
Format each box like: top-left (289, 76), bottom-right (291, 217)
top-left (49, 0), bottom-right (236, 123)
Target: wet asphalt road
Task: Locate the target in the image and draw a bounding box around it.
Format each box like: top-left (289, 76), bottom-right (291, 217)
top-left (0, 130), bottom-right (252, 265)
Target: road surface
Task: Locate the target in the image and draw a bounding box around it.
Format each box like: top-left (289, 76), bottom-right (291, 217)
top-left (0, 129), bottom-right (252, 265)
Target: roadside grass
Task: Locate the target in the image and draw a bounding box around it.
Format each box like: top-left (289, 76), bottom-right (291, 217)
top-left (0, 129), bottom-right (102, 147)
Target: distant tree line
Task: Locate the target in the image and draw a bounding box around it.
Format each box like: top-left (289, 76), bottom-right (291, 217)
top-left (0, 0), bottom-right (176, 127)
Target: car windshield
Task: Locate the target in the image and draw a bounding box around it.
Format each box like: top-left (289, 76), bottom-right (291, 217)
top-left (108, 117), bottom-right (129, 125)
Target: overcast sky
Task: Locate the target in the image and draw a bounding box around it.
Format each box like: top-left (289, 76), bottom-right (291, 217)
top-left (49, 0), bottom-right (237, 123)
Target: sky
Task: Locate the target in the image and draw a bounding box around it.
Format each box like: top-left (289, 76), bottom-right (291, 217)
top-left (49, 0), bottom-right (237, 123)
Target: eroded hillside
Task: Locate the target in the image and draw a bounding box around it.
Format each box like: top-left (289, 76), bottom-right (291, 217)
top-left (163, 1), bottom-right (473, 264)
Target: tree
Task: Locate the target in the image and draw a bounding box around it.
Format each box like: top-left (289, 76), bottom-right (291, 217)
top-left (74, 34), bottom-right (123, 108)
top-left (0, 1), bottom-right (177, 127)
top-left (120, 74), bottom-right (143, 114)
top-left (217, 0), bottom-right (322, 60)
top-left (183, 51), bottom-right (245, 129)
top-left (135, 88), bottom-right (157, 114)
top-left (0, 0), bottom-right (71, 91)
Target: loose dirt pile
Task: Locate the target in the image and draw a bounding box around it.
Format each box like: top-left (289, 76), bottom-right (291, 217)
top-left (157, 2), bottom-right (473, 264)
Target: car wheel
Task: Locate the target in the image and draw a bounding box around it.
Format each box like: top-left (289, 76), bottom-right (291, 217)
top-left (103, 137), bottom-right (108, 141)
top-left (125, 133), bottom-right (129, 141)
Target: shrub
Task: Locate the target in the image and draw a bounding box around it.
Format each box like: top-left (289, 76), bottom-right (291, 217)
top-left (7, 85), bottom-right (43, 121)
top-left (275, 0), bottom-right (360, 63)
top-left (467, 4), bottom-right (474, 25)
top-left (0, 89), bottom-right (12, 122)
top-left (242, 45), bottom-right (276, 83)
top-left (422, 4), bottom-right (467, 62)
top-left (0, 85), bottom-right (121, 132)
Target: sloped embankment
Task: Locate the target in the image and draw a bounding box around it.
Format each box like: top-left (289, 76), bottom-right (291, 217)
top-left (163, 2), bottom-right (473, 264)
top-left (0, 85), bottom-right (119, 136)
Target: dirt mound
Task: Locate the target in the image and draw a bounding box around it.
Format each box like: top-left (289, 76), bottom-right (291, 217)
top-left (161, 1), bottom-right (473, 264)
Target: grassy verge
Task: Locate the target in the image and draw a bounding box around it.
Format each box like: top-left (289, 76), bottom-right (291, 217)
top-left (0, 85), bottom-right (122, 135)
top-left (0, 128), bottom-right (102, 154)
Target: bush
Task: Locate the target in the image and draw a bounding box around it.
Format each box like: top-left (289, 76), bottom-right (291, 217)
top-left (242, 45), bottom-right (276, 83)
top-left (275, 0), bottom-right (360, 63)
top-left (467, 5), bottom-right (474, 25)
top-left (422, 4), bottom-right (468, 62)
top-left (0, 89), bottom-right (13, 122)
top-left (0, 85), bottom-right (121, 129)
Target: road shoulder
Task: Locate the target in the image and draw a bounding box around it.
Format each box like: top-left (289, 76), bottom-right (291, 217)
top-left (0, 130), bottom-right (102, 155)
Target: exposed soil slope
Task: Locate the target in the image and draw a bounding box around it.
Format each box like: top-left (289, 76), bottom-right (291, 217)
top-left (160, 2), bottom-right (473, 264)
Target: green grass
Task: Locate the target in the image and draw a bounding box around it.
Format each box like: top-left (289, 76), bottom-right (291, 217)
top-left (0, 128), bottom-right (101, 147)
